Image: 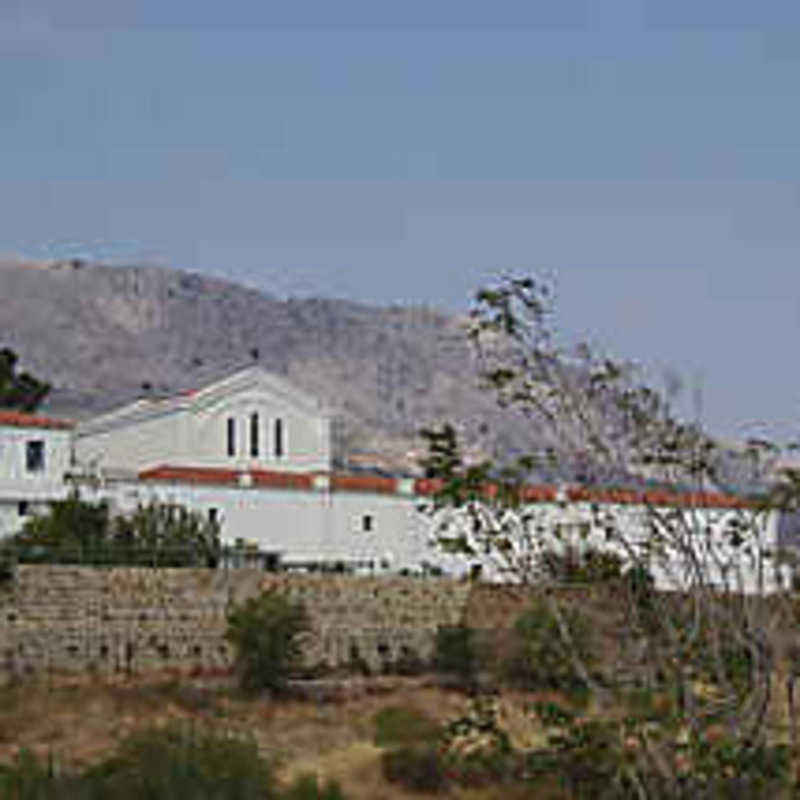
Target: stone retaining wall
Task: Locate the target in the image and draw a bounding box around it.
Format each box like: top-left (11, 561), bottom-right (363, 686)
top-left (5, 567), bottom-right (792, 687)
top-left (0, 566), bottom-right (472, 683)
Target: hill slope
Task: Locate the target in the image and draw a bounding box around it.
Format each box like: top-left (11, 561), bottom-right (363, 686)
top-left (0, 258), bottom-right (534, 471)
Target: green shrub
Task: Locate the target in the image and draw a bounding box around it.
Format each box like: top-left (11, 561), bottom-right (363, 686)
top-left (381, 745), bottom-right (447, 793)
top-left (89, 724), bottom-right (274, 799)
top-left (0, 729), bottom-right (359, 800)
top-left (524, 709), bottom-right (633, 800)
top-left (0, 347), bottom-right (50, 412)
top-left (433, 624), bottom-right (478, 686)
top-left (0, 725), bottom-right (277, 800)
top-left (0, 551), bottom-right (13, 590)
top-left (439, 696), bottom-right (516, 787)
top-left (509, 599), bottom-right (593, 690)
top-left (539, 547), bottom-right (624, 583)
top-left (8, 493), bottom-right (220, 567)
top-left (373, 706), bottom-right (441, 748)
top-left (0, 748), bottom-right (60, 800)
top-left (664, 606), bottom-right (758, 697)
top-left (697, 637), bottom-right (754, 694)
top-left (281, 774), bottom-right (346, 800)
top-left (226, 589), bottom-right (309, 694)
top-left (684, 735), bottom-right (790, 799)
top-left (623, 563), bottom-right (657, 621)
top-left (11, 492), bottom-right (111, 565)
top-left (111, 501), bottom-right (221, 567)
top-left (527, 701), bottom-right (794, 799)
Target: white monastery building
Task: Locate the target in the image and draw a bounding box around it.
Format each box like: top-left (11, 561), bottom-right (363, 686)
top-left (0, 366), bottom-right (795, 593)
top-left (72, 367), bottom-right (426, 571)
top-left (75, 368), bottom-right (332, 476)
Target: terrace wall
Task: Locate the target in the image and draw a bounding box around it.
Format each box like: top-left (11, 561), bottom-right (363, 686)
top-left (2, 565), bottom-right (793, 687)
top-left (0, 566), bottom-right (471, 683)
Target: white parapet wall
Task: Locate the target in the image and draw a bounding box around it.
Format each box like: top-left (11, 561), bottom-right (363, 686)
top-left (74, 470), bottom-right (792, 594)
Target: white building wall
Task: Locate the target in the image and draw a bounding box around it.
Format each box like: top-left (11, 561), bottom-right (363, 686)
top-left (418, 497), bottom-right (786, 593)
top-left (0, 426), bottom-right (72, 491)
top-left (75, 410), bottom-right (189, 475)
top-left (189, 392), bottom-right (331, 473)
top-left (0, 425), bottom-right (72, 538)
top-left (326, 490), bottom-right (432, 571)
top-left (99, 480), bottom-right (326, 557)
top-left (2, 359), bottom-right (785, 592)
top-left (75, 394), bottom-right (331, 475)
top-left (17, 465), bottom-right (790, 594)
top-left (89, 480), bottom-right (430, 572)
top-left (0, 503), bottom-right (21, 540)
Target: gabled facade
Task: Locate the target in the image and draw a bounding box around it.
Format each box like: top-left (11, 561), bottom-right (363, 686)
top-left (0, 410), bottom-right (73, 537)
top-left (75, 367), bottom-right (332, 476)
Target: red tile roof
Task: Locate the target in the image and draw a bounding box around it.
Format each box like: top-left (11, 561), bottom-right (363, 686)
top-left (140, 466), bottom-right (409, 494)
top-left (139, 465), bottom-right (315, 490)
top-left (138, 466), bottom-right (239, 485)
top-left (520, 485), bottom-right (560, 502)
top-left (251, 469), bottom-right (314, 491)
top-left (331, 473), bottom-right (398, 494)
top-left (413, 477), bottom-right (558, 503)
top-left (566, 486), bottom-right (750, 509)
top-left (413, 478), bottom-right (445, 496)
top-left (0, 410), bottom-right (73, 430)
top-left (137, 465), bottom-right (749, 508)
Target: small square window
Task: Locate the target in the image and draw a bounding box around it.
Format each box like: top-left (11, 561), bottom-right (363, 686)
top-left (25, 441), bottom-right (45, 473)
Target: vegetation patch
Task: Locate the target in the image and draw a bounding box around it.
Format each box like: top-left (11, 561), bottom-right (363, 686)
top-left (7, 493), bottom-right (221, 567)
top-left (372, 705), bottom-right (441, 748)
top-left (508, 599), bottom-right (594, 691)
top-left (279, 773), bottom-right (347, 800)
top-left (226, 589), bottom-right (309, 695)
top-left (433, 624), bottom-right (479, 688)
top-left (0, 723), bottom-right (276, 800)
top-left (380, 744), bottom-right (448, 794)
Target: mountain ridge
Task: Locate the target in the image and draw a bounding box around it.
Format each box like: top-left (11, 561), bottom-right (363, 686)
top-left (0, 258), bottom-right (533, 472)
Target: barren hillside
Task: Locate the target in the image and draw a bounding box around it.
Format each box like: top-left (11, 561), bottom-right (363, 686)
top-left (0, 258), bottom-right (537, 471)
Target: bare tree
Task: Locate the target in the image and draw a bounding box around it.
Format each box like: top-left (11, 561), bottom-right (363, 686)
top-left (420, 274), bottom-right (797, 798)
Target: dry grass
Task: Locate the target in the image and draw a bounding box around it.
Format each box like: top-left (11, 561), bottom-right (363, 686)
top-left (0, 678), bottom-right (523, 799)
top-left (3, 673), bottom-right (793, 799)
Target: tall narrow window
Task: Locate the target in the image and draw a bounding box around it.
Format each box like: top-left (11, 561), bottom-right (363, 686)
top-left (274, 418), bottom-right (284, 459)
top-left (250, 413), bottom-right (260, 457)
top-left (226, 418), bottom-right (236, 457)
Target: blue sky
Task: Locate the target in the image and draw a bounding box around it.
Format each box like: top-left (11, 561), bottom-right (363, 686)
top-left (1, 0), bottom-right (799, 443)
